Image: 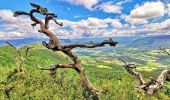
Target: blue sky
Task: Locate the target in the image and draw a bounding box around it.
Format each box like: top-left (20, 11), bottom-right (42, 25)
top-left (0, 0), bottom-right (170, 39)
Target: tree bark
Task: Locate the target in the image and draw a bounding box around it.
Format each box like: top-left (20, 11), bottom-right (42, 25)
top-left (119, 59), bottom-right (170, 95)
top-left (14, 3), bottom-right (118, 100)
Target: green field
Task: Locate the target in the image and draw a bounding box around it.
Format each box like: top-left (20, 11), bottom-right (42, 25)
top-left (0, 44), bottom-right (170, 100)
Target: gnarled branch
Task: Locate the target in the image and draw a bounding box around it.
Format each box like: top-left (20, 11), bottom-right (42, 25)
top-left (14, 11), bottom-right (30, 17)
top-left (119, 59), bottom-right (170, 95)
top-left (14, 3), bottom-right (118, 99)
top-left (63, 38), bottom-right (118, 50)
top-left (159, 47), bottom-right (170, 56)
top-left (119, 59), bottom-right (145, 85)
top-left (36, 64), bottom-right (75, 70)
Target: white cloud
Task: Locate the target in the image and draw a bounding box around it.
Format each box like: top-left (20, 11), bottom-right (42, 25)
top-left (110, 19), bottom-right (123, 28)
top-left (94, 2), bottom-right (122, 14)
top-left (130, 1), bottom-right (165, 19)
top-left (0, 7), bottom-right (170, 40)
top-left (116, 0), bottom-right (131, 5)
top-left (166, 4), bottom-right (170, 15)
top-left (59, 0), bottom-right (123, 14)
top-left (49, 18), bottom-right (123, 38)
top-left (124, 15), bottom-right (148, 25)
top-left (59, 0), bottom-right (99, 10)
top-left (0, 9), bottom-right (43, 40)
top-left (147, 19), bottom-right (170, 30)
top-left (60, 17), bottom-right (123, 29)
top-left (123, 2), bottom-right (165, 25)
top-left (0, 9), bottom-right (17, 23)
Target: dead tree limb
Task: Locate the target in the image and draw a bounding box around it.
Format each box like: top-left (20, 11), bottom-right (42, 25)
top-left (6, 42), bottom-right (21, 56)
top-left (36, 64), bottom-right (75, 70)
top-left (119, 59), bottom-right (145, 85)
top-left (63, 38), bottom-right (117, 50)
top-left (6, 42), bottom-right (17, 49)
top-left (14, 3), bottom-right (118, 99)
top-left (6, 42), bottom-right (32, 72)
top-left (159, 47), bottom-right (170, 56)
top-left (25, 46), bottom-right (32, 57)
top-left (119, 59), bottom-right (170, 95)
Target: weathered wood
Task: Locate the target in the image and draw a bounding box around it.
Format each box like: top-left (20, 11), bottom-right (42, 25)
top-left (14, 3), bottom-right (118, 100)
top-left (159, 47), bottom-right (170, 56)
top-left (119, 59), bottom-right (170, 95)
top-left (6, 42), bottom-right (32, 72)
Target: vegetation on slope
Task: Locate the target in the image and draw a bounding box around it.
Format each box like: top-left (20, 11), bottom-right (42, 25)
top-left (0, 44), bottom-right (170, 100)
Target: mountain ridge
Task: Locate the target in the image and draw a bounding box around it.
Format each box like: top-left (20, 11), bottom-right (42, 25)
top-left (0, 35), bottom-right (169, 49)
top-left (128, 35), bottom-right (170, 49)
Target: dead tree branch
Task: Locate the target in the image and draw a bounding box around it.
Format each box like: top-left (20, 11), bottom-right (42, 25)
top-left (25, 47), bottom-right (32, 57)
top-left (6, 42), bottom-right (16, 49)
top-left (36, 64), bottom-right (75, 70)
top-left (119, 59), bottom-right (170, 95)
top-left (14, 3), bottom-right (118, 99)
top-left (6, 42), bottom-right (32, 72)
top-left (63, 38), bottom-right (118, 50)
top-left (159, 46), bottom-right (170, 56)
top-left (119, 59), bottom-right (145, 85)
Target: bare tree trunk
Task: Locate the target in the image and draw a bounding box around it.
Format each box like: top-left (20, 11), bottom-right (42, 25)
top-left (14, 3), bottom-right (118, 99)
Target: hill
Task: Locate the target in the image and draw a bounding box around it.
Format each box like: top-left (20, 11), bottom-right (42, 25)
top-left (0, 44), bottom-right (170, 99)
top-left (128, 35), bottom-right (170, 49)
top-left (0, 36), bottom-right (142, 47)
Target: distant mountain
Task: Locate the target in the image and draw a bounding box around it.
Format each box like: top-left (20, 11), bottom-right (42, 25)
top-left (128, 35), bottom-right (170, 49)
top-left (0, 38), bottom-right (47, 47)
top-left (0, 36), bottom-right (143, 47)
top-left (3, 35), bottom-right (164, 49)
top-left (71, 36), bottom-right (143, 44)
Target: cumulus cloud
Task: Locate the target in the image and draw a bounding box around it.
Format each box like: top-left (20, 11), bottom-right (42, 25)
top-left (166, 4), bottom-right (170, 15)
top-left (110, 19), bottom-right (123, 28)
top-left (56, 1), bottom-right (169, 37)
top-left (59, 0), bottom-right (123, 14)
top-left (130, 1), bottom-right (165, 19)
top-left (0, 9), bottom-right (44, 40)
top-left (94, 2), bottom-right (122, 14)
top-left (0, 5), bottom-right (170, 40)
top-left (58, 17), bottom-right (170, 38)
top-left (168, 4), bottom-right (170, 15)
top-left (0, 9), bottom-right (125, 39)
top-left (0, 9), bottom-right (17, 23)
top-left (51, 18), bottom-right (124, 38)
top-left (59, 0), bottom-right (99, 10)
top-left (60, 17), bottom-right (123, 29)
top-left (147, 19), bottom-right (170, 30)
top-left (123, 15), bottom-right (148, 25)
top-left (120, 14), bottom-right (148, 25)
top-left (122, 1), bottom-right (165, 25)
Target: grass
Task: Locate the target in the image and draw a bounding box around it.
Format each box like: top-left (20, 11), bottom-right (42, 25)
top-left (0, 44), bottom-right (170, 100)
